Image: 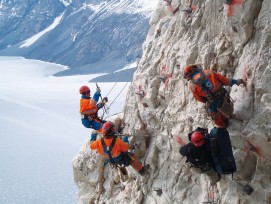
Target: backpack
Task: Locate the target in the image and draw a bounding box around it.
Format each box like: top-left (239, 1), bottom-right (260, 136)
top-left (209, 127), bottom-right (236, 175)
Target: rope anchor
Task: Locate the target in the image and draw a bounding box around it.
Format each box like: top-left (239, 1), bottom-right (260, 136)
top-left (181, 7), bottom-right (192, 14)
top-left (135, 90), bottom-right (145, 98)
top-left (157, 75), bottom-right (167, 83)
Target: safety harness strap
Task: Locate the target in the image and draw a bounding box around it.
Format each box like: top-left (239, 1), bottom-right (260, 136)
top-left (191, 71), bottom-right (206, 86)
top-left (101, 137), bottom-right (117, 164)
top-left (191, 71), bottom-right (226, 102)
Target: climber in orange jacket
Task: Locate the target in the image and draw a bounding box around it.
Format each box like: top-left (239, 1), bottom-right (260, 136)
top-left (79, 85), bottom-right (107, 140)
top-left (183, 64), bottom-right (245, 128)
top-left (90, 121), bottom-right (148, 176)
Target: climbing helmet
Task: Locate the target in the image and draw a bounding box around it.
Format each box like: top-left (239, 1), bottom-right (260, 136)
top-left (102, 121), bottom-right (115, 136)
top-left (183, 64), bottom-right (202, 80)
top-left (191, 131), bottom-right (205, 147)
top-left (79, 85), bottom-right (90, 95)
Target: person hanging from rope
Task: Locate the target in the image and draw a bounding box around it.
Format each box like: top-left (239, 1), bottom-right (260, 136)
top-left (79, 85), bottom-right (108, 140)
top-left (90, 121), bottom-right (149, 176)
top-left (179, 127), bottom-right (221, 186)
top-left (182, 64), bottom-right (246, 128)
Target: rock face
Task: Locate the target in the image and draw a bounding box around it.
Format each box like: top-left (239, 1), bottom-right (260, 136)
top-left (0, 0), bottom-right (153, 74)
top-left (72, 0), bottom-right (271, 203)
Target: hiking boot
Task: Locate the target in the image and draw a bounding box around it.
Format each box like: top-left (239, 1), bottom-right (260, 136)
top-left (139, 164), bottom-right (150, 176)
top-left (119, 167), bottom-right (128, 176)
top-left (211, 174), bottom-right (221, 186)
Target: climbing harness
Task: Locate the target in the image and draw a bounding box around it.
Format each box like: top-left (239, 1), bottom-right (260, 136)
top-left (217, 93), bottom-right (234, 117)
top-left (101, 136), bottom-right (118, 164)
top-left (191, 71), bottom-right (227, 102)
top-left (191, 70), bottom-right (233, 124)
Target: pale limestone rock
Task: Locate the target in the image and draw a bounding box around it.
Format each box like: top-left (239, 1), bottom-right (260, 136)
top-left (73, 0), bottom-right (271, 203)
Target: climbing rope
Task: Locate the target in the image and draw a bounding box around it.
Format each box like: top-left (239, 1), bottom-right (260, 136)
top-left (96, 82), bottom-right (109, 119)
top-left (213, 0), bottom-right (217, 47)
top-left (98, 81), bottom-right (118, 118)
top-left (106, 82), bottom-right (130, 114)
top-left (106, 82), bottom-right (118, 97)
top-left (207, 0), bottom-right (217, 66)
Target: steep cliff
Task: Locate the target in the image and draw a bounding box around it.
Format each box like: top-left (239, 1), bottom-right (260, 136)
top-left (72, 0), bottom-right (271, 203)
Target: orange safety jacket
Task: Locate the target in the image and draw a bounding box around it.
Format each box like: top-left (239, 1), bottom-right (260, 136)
top-left (80, 97), bottom-right (98, 114)
top-left (90, 137), bottom-right (129, 158)
top-left (189, 70), bottom-right (232, 103)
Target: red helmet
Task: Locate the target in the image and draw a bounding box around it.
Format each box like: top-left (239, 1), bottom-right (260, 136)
top-left (191, 131), bottom-right (205, 147)
top-left (79, 86), bottom-right (90, 94)
top-left (102, 121), bottom-right (115, 136)
top-left (183, 64), bottom-right (202, 80)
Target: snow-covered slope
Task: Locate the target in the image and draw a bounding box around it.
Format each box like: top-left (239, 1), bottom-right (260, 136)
top-left (75, 0), bottom-right (158, 17)
top-left (0, 57), bottom-right (130, 204)
top-left (72, 0), bottom-right (271, 203)
top-left (0, 0), bottom-right (158, 76)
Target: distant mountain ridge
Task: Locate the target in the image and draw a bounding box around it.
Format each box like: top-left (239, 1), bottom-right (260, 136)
top-left (0, 0), bottom-right (156, 77)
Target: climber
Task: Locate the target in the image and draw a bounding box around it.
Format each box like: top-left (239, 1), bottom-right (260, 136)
top-left (182, 64), bottom-right (246, 128)
top-left (180, 127), bottom-right (236, 185)
top-left (90, 121), bottom-right (149, 176)
top-left (79, 85), bottom-right (107, 139)
top-left (179, 127), bottom-right (221, 185)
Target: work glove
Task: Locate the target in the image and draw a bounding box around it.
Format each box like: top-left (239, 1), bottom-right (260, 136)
top-left (102, 97), bottom-right (108, 104)
top-left (96, 87), bottom-right (101, 93)
top-left (236, 79), bottom-right (246, 86)
top-left (122, 135), bottom-right (129, 143)
top-left (97, 97), bottom-right (108, 109)
top-left (97, 103), bottom-right (104, 109)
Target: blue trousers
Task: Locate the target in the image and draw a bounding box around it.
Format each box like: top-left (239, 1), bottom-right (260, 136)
top-left (81, 118), bottom-right (105, 130)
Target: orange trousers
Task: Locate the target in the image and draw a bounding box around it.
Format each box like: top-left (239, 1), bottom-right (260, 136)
top-left (129, 154), bottom-right (143, 172)
top-left (210, 112), bottom-right (228, 128)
